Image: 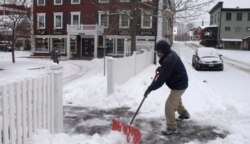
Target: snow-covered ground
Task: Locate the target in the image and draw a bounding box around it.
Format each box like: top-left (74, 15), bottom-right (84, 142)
top-left (1, 41), bottom-right (250, 144)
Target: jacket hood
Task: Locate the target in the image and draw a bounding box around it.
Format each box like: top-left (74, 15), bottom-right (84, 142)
top-left (155, 39), bottom-right (171, 55)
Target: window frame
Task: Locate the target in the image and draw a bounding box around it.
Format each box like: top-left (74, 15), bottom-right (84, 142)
top-left (71, 0), bottom-right (80, 4)
top-left (37, 13), bottom-right (46, 29)
top-left (120, 0), bottom-right (130, 2)
top-left (236, 12), bottom-right (242, 21)
top-left (71, 12), bottom-right (81, 25)
top-left (226, 13), bottom-right (231, 21)
top-left (52, 38), bottom-right (66, 54)
top-left (99, 0), bottom-right (109, 3)
top-left (37, 0), bottom-right (45, 6)
top-left (35, 38), bottom-right (49, 52)
top-left (225, 26), bottom-right (231, 31)
top-left (119, 11), bottom-right (130, 28)
top-left (54, 0), bottom-right (62, 5)
top-left (98, 11), bottom-right (109, 28)
top-left (54, 12), bottom-right (63, 29)
top-left (141, 11), bottom-right (152, 29)
top-left (70, 36), bottom-right (77, 53)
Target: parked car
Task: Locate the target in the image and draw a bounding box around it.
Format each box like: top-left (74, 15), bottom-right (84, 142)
top-left (0, 41), bottom-right (11, 52)
top-left (192, 47), bottom-right (223, 71)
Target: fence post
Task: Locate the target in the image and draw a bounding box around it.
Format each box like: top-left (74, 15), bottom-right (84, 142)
top-left (107, 57), bottom-right (114, 95)
top-left (48, 64), bottom-right (63, 133)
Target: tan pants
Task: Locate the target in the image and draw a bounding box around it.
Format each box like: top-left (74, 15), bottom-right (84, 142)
top-left (165, 89), bottom-right (188, 129)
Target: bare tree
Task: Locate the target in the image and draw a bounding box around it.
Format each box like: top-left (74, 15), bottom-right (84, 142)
top-left (92, 0), bottom-right (215, 55)
top-left (172, 0), bottom-right (215, 21)
top-left (186, 22), bottom-right (195, 31)
top-left (0, 3), bottom-right (30, 63)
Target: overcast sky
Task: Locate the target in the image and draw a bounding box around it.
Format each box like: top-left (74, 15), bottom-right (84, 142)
top-left (194, 0), bottom-right (250, 26)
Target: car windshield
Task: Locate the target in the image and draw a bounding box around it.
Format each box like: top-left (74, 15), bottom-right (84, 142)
top-left (197, 48), bottom-right (219, 58)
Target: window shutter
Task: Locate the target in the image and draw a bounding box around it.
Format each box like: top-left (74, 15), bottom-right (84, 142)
top-left (96, 14), bottom-right (99, 25)
top-left (81, 14), bottom-right (84, 24)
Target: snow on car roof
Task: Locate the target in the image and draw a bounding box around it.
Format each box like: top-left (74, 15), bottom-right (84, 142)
top-left (197, 47), bottom-right (218, 57)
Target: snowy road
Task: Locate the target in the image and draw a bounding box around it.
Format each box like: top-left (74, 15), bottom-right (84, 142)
top-left (62, 42), bottom-right (250, 143)
top-left (178, 42), bottom-right (250, 105)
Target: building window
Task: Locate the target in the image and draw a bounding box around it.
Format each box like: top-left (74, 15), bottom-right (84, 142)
top-left (71, 12), bottom-right (81, 25)
top-left (37, 0), bottom-right (45, 6)
top-left (119, 11), bottom-right (130, 28)
top-left (99, 0), bottom-right (109, 3)
top-left (246, 27), bottom-right (250, 31)
top-left (226, 13), bottom-right (231, 21)
top-left (248, 13), bottom-right (250, 21)
top-left (35, 38), bottom-right (49, 52)
top-left (141, 0), bottom-right (152, 2)
top-left (214, 14), bottom-right (217, 23)
top-left (54, 13), bottom-right (63, 29)
top-left (120, 0), bottom-right (130, 2)
top-left (70, 37), bottom-right (77, 53)
top-left (236, 13), bottom-right (242, 21)
top-left (37, 13), bottom-right (46, 29)
top-left (210, 15), bottom-right (213, 25)
top-left (225, 27), bottom-right (230, 31)
top-left (54, 0), bottom-right (62, 5)
top-left (117, 39), bottom-right (124, 54)
top-left (141, 11), bottom-right (152, 29)
top-left (71, 0), bottom-right (80, 4)
top-left (98, 11), bottom-right (109, 28)
top-left (52, 38), bottom-right (66, 53)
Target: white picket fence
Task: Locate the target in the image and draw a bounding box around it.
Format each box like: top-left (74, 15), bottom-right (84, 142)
top-left (107, 49), bottom-right (154, 94)
top-left (0, 65), bottom-right (63, 144)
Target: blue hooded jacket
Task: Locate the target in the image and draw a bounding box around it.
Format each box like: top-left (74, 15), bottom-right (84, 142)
top-left (148, 40), bottom-right (188, 91)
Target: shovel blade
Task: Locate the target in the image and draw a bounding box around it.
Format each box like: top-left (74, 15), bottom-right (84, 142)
top-left (112, 119), bottom-right (141, 144)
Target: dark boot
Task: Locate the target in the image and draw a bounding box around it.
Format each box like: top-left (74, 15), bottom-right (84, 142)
top-left (161, 128), bottom-right (179, 135)
top-left (178, 113), bottom-right (190, 120)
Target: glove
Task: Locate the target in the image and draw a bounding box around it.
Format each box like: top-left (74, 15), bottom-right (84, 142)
top-left (144, 88), bottom-right (151, 97)
top-left (155, 66), bottom-right (161, 76)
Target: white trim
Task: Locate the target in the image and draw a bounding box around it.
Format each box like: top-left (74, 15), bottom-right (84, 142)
top-left (120, 0), bottom-right (130, 2)
top-left (54, 12), bottom-right (63, 29)
top-left (221, 38), bottom-right (242, 42)
top-left (98, 11), bottom-right (109, 28)
top-left (119, 11), bottom-right (130, 28)
top-left (37, 0), bottom-right (45, 6)
top-left (71, 0), bottom-right (80, 4)
top-left (71, 12), bottom-right (81, 25)
top-left (37, 13), bottom-right (46, 29)
top-left (54, 0), bottom-right (63, 5)
top-left (99, 0), bottom-right (109, 3)
top-left (141, 11), bottom-right (152, 29)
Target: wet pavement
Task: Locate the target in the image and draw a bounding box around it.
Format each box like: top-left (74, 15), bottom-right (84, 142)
top-left (64, 106), bottom-right (228, 143)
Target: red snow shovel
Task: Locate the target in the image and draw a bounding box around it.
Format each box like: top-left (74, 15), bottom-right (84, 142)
top-left (112, 73), bottom-right (159, 144)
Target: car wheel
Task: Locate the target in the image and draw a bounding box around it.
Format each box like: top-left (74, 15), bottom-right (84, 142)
top-left (195, 64), bottom-right (200, 70)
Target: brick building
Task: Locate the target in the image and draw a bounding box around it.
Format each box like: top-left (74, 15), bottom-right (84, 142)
top-left (32, 0), bottom-right (170, 59)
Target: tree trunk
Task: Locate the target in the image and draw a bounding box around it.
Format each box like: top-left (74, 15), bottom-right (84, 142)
top-left (11, 31), bottom-right (15, 63)
top-left (129, 0), bottom-right (138, 55)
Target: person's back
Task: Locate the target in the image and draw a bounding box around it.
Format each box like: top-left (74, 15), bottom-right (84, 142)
top-left (161, 50), bottom-right (188, 90)
top-left (51, 46), bottom-right (60, 64)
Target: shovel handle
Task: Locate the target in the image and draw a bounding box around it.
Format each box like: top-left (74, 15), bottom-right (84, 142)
top-left (130, 96), bottom-right (146, 125)
top-left (129, 75), bottom-right (158, 125)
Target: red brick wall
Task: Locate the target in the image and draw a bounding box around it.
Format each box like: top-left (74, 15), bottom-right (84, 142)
top-left (33, 0), bottom-right (157, 36)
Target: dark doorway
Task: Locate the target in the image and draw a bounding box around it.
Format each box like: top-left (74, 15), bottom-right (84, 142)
top-left (82, 38), bottom-right (94, 57)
